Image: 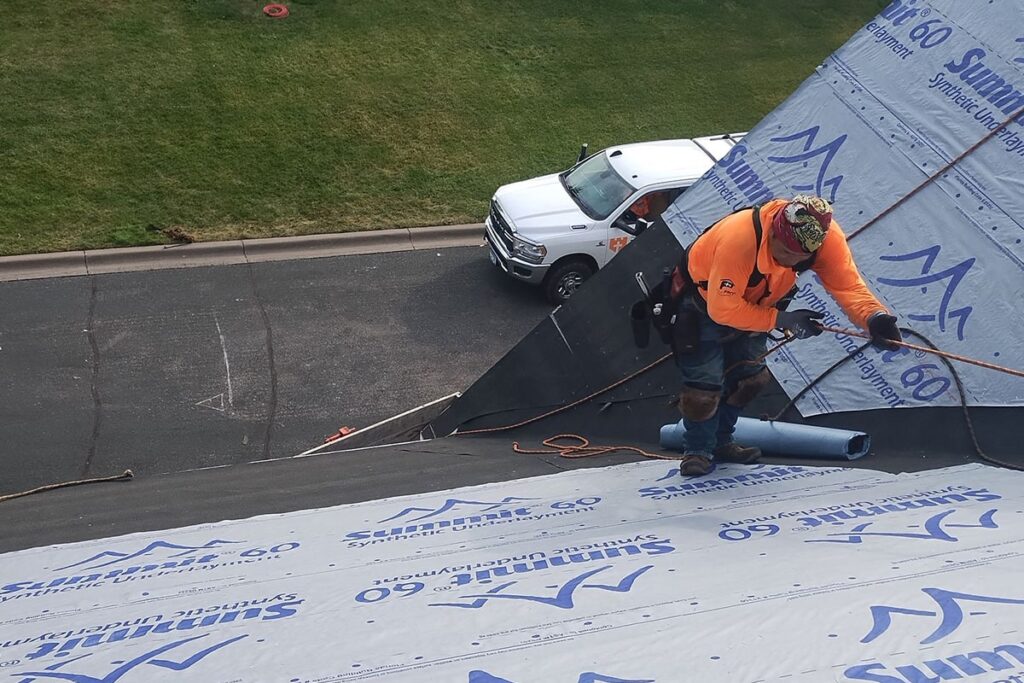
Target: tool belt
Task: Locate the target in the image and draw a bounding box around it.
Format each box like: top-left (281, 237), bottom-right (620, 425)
top-left (638, 267), bottom-right (701, 355)
top-left (630, 204), bottom-right (804, 356)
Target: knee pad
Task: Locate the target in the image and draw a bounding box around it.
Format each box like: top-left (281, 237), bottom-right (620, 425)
top-left (725, 369), bottom-right (771, 407)
top-left (679, 388), bottom-right (720, 421)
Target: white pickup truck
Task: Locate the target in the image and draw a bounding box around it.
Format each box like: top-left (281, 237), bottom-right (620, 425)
top-left (484, 133), bottom-right (746, 304)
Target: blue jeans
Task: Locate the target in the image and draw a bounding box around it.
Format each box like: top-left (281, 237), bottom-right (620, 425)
top-left (674, 298), bottom-right (768, 457)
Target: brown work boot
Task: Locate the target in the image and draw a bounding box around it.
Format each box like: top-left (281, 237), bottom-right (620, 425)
top-left (713, 442), bottom-right (762, 463)
top-left (679, 454), bottom-right (713, 476)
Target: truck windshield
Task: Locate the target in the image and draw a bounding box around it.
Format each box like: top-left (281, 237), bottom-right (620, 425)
top-left (560, 152), bottom-right (635, 220)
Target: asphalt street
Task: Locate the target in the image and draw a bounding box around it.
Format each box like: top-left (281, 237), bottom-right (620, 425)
top-left (0, 245), bottom-right (551, 495)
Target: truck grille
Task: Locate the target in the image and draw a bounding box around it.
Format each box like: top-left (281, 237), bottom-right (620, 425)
top-left (489, 202), bottom-right (514, 251)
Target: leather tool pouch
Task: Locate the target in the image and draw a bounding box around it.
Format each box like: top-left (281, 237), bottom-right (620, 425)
top-left (670, 299), bottom-right (700, 355)
top-left (630, 301), bottom-right (651, 348)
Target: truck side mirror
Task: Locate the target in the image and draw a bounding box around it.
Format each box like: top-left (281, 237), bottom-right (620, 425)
top-left (613, 216), bottom-right (645, 236)
top-left (577, 143), bottom-right (589, 163)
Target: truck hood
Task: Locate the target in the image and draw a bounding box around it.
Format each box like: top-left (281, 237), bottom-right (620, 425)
top-left (493, 173), bottom-right (590, 237)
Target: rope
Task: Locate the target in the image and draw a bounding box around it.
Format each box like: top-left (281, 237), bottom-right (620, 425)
top-left (723, 332), bottom-right (798, 374)
top-left (764, 327), bottom-right (1023, 471)
top-left (457, 331), bottom-right (802, 438)
top-left (512, 434), bottom-right (677, 461)
top-left (897, 329), bottom-right (991, 466)
top-left (766, 339), bottom-right (874, 421)
top-left (456, 352), bottom-right (673, 436)
top-left (0, 470), bottom-right (134, 504)
top-left (847, 103), bottom-right (1024, 242)
top-left (818, 325), bottom-right (1024, 379)
top-left (458, 334), bottom-right (799, 462)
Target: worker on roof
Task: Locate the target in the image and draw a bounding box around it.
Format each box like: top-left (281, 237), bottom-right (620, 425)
top-left (671, 195), bottom-right (902, 476)
top-left (622, 190), bottom-right (675, 234)
top-left (629, 190), bottom-right (673, 222)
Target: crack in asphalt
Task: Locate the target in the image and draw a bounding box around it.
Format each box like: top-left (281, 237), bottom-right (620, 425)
top-left (243, 244), bottom-right (278, 460)
top-left (82, 275), bottom-right (103, 477)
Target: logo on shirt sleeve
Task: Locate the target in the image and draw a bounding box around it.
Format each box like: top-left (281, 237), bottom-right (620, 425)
top-left (719, 279), bottom-right (735, 293)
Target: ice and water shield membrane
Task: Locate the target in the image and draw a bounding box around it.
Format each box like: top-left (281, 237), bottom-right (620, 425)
top-left (3, 461), bottom-right (1024, 681)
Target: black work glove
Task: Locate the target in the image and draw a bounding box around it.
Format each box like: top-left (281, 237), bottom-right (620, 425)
top-left (776, 309), bottom-right (825, 339)
top-left (868, 312), bottom-right (902, 351)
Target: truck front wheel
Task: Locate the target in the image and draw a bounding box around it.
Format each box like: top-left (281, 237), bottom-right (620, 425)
top-left (543, 259), bottom-right (595, 305)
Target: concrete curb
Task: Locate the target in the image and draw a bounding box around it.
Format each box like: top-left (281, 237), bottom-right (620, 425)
top-left (0, 223), bottom-right (485, 282)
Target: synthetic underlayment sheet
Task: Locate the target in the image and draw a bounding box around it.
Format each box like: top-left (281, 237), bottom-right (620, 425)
top-left (661, 0), bottom-right (1024, 415)
top-left (3, 461), bottom-right (1024, 682)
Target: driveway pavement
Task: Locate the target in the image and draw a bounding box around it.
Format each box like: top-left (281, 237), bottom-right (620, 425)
top-left (0, 242), bottom-right (551, 495)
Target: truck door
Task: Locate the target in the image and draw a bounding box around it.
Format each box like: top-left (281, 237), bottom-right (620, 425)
top-left (603, 187), bottom-right (685, 265)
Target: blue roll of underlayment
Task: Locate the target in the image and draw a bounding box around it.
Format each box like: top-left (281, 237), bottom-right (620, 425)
top-left (660, 417), bottom-right (871, 460)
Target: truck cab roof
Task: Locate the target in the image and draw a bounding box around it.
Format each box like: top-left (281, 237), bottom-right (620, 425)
top-left (604, 133), bottom-right (747, 188)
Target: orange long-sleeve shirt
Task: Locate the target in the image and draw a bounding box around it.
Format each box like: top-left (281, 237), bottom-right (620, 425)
top-left (687, 200), bottom-right (887, 332)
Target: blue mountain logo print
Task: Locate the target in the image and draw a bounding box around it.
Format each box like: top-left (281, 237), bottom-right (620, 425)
top-left (377, 497), bottom-right (538, 523)
top-left (55, 540), bottom-right (242, 571)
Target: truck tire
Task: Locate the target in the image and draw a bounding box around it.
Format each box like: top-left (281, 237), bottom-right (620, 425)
top-left (543, 259), bottom-right (595, 305)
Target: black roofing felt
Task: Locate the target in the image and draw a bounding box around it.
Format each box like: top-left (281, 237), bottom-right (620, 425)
top-left (3, 222), bottom-right (1018, 555)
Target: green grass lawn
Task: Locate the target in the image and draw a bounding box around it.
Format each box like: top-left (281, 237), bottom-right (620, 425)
top-left (0, 0), bottom-right (886, 256)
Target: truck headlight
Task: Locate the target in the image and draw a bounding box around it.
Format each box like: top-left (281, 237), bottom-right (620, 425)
top-left (512, 236), bottom-right (547, 264)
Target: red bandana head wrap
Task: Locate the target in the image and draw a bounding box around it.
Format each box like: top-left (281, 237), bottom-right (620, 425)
top-left (771, 195), bottom-right (833, 253)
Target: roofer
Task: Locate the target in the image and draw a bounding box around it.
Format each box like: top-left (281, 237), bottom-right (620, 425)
top-left (669, 195), bottom-right (902, 476)
top-left (629, 190), bottom-right (673, 223)
top-left (622, 190), bottom-right (675, 233)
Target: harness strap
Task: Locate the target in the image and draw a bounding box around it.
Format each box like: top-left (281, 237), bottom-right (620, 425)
top-left (747, 205), bottom-right (764, 288)
top-left (685, 204), bottom-right (764, 292)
